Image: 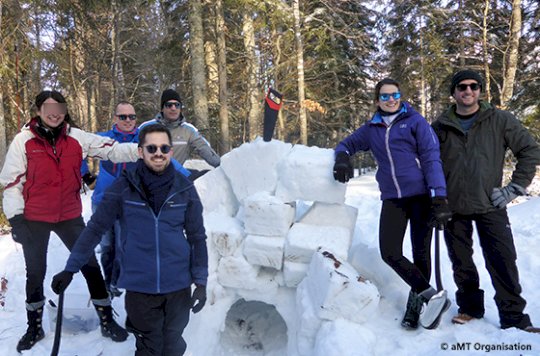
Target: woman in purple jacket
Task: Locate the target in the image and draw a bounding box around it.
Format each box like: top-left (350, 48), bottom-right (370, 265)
top-left (333, 78), bottom-right (452, 330)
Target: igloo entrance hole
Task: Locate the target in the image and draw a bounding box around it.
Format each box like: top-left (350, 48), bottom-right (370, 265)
top-left (220, 299), bottom-right (288, 355)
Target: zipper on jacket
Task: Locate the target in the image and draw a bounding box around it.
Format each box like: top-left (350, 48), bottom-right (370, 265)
top-left (153, 190), bottom-right (184, 294)
top-left (385, 124), bottom-right (402, 198)
top-left (154, 218), bottom-right (160, 293)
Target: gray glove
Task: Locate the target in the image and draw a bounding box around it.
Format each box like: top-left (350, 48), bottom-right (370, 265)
top-left (490, 182), bottom-right (526, 209)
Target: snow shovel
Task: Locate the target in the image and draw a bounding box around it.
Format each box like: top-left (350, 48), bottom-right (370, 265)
top-left (263, 88), bottom-right (283, 141)
top-left (50, 292), bottom-right (64, 356)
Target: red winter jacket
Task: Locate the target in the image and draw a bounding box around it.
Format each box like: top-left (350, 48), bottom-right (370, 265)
top-left (22, 120), bottom-right (84, 222)
top-left (0, 117), bottom-right (140, 223)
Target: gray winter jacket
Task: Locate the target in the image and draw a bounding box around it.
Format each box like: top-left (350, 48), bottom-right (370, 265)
top-left (140, 114), bottom-right (221, 168)
top-left (432, 101), bottom-right (540, 215)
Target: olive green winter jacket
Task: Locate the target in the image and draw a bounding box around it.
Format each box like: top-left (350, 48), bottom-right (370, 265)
top-left (432, 101), bottom-right (540, 215)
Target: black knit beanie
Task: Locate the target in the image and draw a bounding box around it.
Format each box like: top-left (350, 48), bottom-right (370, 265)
top-left (160, 89), bottom-right (182, 109)
top-left (450, 70), bottom-right (483, 95)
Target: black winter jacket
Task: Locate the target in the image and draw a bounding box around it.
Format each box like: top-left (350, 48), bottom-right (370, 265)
top-left (432, 101), bottom-right (540, 215)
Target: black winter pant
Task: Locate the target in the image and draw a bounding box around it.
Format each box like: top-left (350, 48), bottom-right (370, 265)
top-left (23, 216), bottom-right (109, 304)
top-left (379, 195), bottom-right (433, 294)
top-left (125, 288), bottom-right (191, 356)
top-left (444, 209), bottom-right (531, 329)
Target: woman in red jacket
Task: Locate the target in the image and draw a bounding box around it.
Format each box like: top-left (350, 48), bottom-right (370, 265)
top-left (0, 90), bottom-right (138, 352)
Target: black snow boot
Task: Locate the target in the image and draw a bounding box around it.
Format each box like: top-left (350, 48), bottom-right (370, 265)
top-left (17, 305), bottom-right (45, 352)
top-left (401, 290), bottom-right (423, 330)
top-left (94, 304), bottom-right (128, 342)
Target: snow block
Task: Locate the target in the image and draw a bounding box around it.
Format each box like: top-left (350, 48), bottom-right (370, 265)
top-left (305, 250), bottom-right (380, 324)
top-left (313, 319), bottom-right (377, 356)
top-left (298, 202), bottom-right (358, 239)
top-left (295, 279), bottom-right (322, 356)
top-left (220, 138), bottom-right (292, 202)
top-left (284, 223), bottom-right (351, 263)
top-left (243, 192), bottom-right (295, 237)
top-left (275, 145), bottom-right (346, 204)
top-left (282, 260), bottom-right (309, 288)
top-left (217, 255), bottom-right (260, 290)
top-left (195, 166), bottom-right (239, 217)
top-left (205, 213), bottom-right (245, 257)
top-left (243, 234), bottom-right (285, 269)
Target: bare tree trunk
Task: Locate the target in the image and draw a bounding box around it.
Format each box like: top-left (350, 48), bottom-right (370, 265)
top-left (293, 0), bottom-right (307, 144)
top-left (204, 0), bottom-right (218, 106)
top-left (0, 0), bottom-right (7, 167)
top-left (111, 0), bottom-right (126, 102)
top-left (482, 0), bottom-right (492, 103)
top-left (500, 0), bottom-right (521, 109)
top-left (189, 0), bottom-right (209, 130)
top-left (458, 0), bottom-right (466, 67)
top-left (242, 11), bottom-right (261, 141)
top-left (419, 17), bottom-right (426, 118)
top-left (215, 0), bottom-right (230, 153)
top-left (33, 4), bottom-right (42, 91)
top-left (273, 29), bottom-right (285, 141)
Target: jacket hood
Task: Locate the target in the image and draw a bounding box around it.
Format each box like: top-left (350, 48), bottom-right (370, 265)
top-left (153, 112), bottom-right (186, 128)
top-left (28, 116), bottom-right (70, 142)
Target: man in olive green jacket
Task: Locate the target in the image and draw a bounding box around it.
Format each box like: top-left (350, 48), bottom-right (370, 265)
top-left (432, 69), bottom-right (540, 333)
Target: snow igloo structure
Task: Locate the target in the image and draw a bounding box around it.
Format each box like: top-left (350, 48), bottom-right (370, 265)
top-left (185, 138), bottom-right (380, 356)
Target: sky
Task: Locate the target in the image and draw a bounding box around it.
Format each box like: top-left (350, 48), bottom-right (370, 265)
top-left (0, 140), bottom-right (539, 356)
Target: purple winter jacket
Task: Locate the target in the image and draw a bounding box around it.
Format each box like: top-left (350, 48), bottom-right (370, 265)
top-left (335, 101), bottom-right (446, 200)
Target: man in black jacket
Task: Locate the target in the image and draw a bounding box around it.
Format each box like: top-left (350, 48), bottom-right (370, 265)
top-left (432, 69), bottom-right (540, 333)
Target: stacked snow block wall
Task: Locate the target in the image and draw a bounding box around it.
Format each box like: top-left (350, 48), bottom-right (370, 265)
top-left (195, 138), bottom-right (380, 355)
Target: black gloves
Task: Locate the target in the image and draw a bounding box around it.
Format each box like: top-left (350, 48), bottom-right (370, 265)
top-left (191, 284), bottom-right (207, 313)
top-left (430, 196), bottom-right (452, 229)
top-left (82, 172), bottom-right (97, 189)
top-left (51, 271), bottom-right (74, 294)
top-left (333, 151), bottom-right (354, 183)
top-left (490, 182), bottom-right (526, 209)
top-left (8, 215), bottom-right (32, 244)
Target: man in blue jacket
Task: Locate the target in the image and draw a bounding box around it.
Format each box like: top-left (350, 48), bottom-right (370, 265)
top-left (52, 124), bottom-right (208, 355)
top-left (91, 101), bottom-right (140, 297)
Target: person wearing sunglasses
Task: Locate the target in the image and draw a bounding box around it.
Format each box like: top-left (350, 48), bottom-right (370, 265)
top-left (432, 69), bottom-right (540, 333)
top-left (89, 101), bottom-right (140, 299)
top-left (51, 124), bottom-right (208, 355)
top-left (0, 90), bottom-right (142, 352)
top-left (333, 78), bottom-right (452, 330)
top-left (140, 88), bottom-right (221, 178)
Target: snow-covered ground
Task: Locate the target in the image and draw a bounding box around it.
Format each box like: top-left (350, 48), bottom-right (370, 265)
top-left (1, 155), bottom-right (540, 355)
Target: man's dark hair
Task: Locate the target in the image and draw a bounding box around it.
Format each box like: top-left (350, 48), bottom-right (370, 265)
top-left (374, 78), bottom-right (401, 104)
top-left (138, 124), bottom-right (172, 146)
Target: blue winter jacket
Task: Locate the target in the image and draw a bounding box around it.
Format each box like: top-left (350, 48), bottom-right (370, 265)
top-left (91, 125), bottom-right (191, 206)
top-left (65, 163), bottom-right (208, 293)
top-left (91, 125), bottom-right (139, 206)
top-left (335, 102), bottom-right (446, 200)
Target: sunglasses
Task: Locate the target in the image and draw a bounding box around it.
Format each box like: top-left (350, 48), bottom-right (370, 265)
top-left (456, 83), bottom-right (481, 92)
top-left (164, 102), bottom-right (181, 109)
top-left (116, 114), bottom-right (137, 121)
top-left (379, 92), bottom-right (401, 101)
top-left (143, 144), bottom-right (172, 154)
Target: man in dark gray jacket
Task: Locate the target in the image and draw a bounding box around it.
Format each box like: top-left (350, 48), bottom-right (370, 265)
top-left (140, 89), bottom-right (221, 173)
top-left (432, 69), bottom-right (540, 333)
